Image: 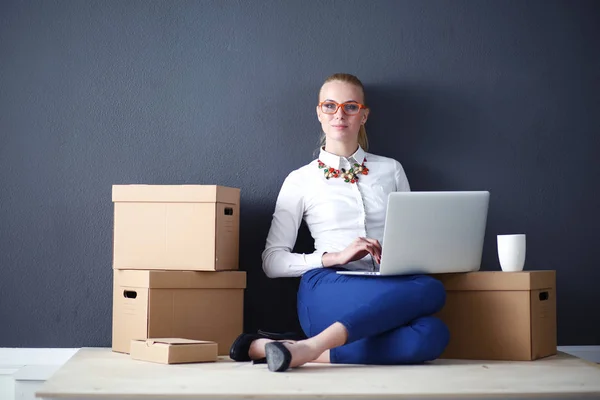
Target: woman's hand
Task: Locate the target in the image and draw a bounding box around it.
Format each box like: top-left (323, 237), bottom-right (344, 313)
top-left (322, 237), bottom-right (382, 267)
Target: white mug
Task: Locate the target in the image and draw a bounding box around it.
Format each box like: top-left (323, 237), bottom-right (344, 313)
top-left (497, 234), bottom-right (526, 272)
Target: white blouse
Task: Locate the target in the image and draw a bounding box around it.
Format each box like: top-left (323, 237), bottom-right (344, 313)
top-left (262, 145), bottom-right (411, 278)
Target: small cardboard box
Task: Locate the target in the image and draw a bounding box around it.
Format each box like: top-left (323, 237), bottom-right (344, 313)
top-left (112, 269), bottom-right (245, 356)
top-left (112, 184), bottom-right (240, 271)
top-left (433, 270), bottom-right (557, 361)
top-left (130, 338), bottom-right (218, 364)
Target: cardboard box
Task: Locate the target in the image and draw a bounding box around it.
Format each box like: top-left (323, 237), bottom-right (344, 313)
top-left (112, 185), bottom-right (240, 271)
top-left (112, 269), bottom-right (245, 356)
top-left (130, 338), bottom-right (218, 364)
top-left (433, 270), bottom-right (556, 361)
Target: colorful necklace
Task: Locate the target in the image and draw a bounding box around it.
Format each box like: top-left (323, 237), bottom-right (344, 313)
top-left (318, 157), bottom-right (369, 184)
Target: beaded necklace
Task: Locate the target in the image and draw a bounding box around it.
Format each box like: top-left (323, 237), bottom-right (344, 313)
top-left (317, 157), bottom-right (369, 184)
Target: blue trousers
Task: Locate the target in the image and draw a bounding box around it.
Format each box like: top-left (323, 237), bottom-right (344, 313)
top-left (297, 268), bottom-right (450, 365)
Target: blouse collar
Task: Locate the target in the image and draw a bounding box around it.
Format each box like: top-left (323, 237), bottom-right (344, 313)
top-left (318, 145), bottom-right (366, 170)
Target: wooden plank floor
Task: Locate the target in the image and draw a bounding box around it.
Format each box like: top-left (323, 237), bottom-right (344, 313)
top-left (37, 348), bottom-right (600, 400)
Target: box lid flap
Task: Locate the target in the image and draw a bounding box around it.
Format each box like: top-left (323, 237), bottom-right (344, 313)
top-left (133, 338), bottom-right (215, 346)
top-left (112, 185), bottom-right (240, 204)
top-left (115, 270), bottom-right (247, 289)
top-left (432, 270), bottom-right (555, 291)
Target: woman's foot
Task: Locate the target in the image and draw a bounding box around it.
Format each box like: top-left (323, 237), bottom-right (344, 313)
top-left (264, 322), bottom-right (347, 372)
top-left (283, 340), bottom-right (322, 367)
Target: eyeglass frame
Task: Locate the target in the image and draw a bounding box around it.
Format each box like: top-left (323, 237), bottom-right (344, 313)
top-left (318, 101), bottom-right (368, 115)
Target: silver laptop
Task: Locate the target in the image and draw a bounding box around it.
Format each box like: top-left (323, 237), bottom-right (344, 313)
top-left (337, 191), bottom-right (490, 276)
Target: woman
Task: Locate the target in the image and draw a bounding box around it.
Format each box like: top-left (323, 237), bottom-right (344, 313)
top-left (230, 73), bottom-right (449, 372)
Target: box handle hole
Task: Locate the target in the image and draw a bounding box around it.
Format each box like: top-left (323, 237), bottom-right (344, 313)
top-left (539, 291), bottom-right (549, 301)
top-left (124, 290), bottom-right (137, 299)
top-left (224, 207), bottom-right (234, 216)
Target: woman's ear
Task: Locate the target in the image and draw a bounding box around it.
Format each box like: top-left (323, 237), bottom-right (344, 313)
top-left (361, 109), bottom-right (370, 125)
top-left (316, 106), bottom-right (322, 122)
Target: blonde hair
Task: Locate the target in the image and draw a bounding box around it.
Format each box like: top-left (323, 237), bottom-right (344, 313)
top-left (318, 73), bottom-right (369, 151)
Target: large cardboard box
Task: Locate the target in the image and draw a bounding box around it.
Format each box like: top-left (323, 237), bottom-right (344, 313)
top-left (130, 338), bottom-right (218, 364)
top-left (112, 185), bottom-right (240, 271)
top-left (433, 270), bottom-right (556, 361)
top-left (112, 269), bottom-right (245, 356)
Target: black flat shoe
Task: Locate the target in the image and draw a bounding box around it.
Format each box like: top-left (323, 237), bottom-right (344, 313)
top-left (265, 341), bottom-right (292, 372)
top-left (229, 330), bottom-right (304, 363)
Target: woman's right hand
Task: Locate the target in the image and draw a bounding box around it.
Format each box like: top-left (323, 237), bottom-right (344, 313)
top-left (322, 237), bottom-right (382, 267)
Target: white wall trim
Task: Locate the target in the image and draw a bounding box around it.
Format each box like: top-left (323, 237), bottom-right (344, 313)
top-left (0, 348), bottom-right (79, 367)
top-left (557, 345), bottom-right (600, 363)
top-left (0, 366), bottom-right (21, 375)
top-left (13, 365), bottom-right (62, 381)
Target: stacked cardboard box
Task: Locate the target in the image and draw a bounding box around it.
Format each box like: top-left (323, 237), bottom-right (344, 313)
top-left (432, 270), bottom-right (557, 361)
top-left (111, 185), bottom-right (246, 356)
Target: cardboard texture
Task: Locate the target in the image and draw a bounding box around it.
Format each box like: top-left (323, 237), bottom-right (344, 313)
top-left (130, 338), bottom-right (218, 364)
top-left (112, 185), bottom-right (240, 271)
top-left (433, 270), bottom-right (557, 361)
top-left (112, 270), bottom-right (246, 356)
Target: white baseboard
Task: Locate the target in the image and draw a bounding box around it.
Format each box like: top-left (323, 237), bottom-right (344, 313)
top-left (14, 366), bottom-right (63, 400)
top-left (0, 350), bottom-right (79, 400)
top-left (0, 348), bottom-right (78, 366)
top-left (0, 367), bottom-right (22, 375)
top-left (13, 365), bottom-right (61, 381)
top-left (14, 380), bottom-right (39, 400)
top-left (558, 345), bottom-right (600, 363)
top-left (0, 376), bottom-right (15, 400)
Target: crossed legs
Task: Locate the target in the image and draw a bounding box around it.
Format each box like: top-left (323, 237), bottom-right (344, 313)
top-left (252, 268), bottom-right (449, 369)
top-left (293, 268), bottom-right (449, 366)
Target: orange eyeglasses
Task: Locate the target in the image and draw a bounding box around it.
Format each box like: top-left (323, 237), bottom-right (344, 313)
top-left (318, 101), bottom-right (368, 116)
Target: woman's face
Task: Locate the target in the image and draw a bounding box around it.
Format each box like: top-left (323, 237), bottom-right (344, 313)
top-left (317, 80), bottom-right (369, 146)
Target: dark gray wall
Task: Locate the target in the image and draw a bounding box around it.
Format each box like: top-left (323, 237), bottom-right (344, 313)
top-left (1, 0), bottom-right (598, 347)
